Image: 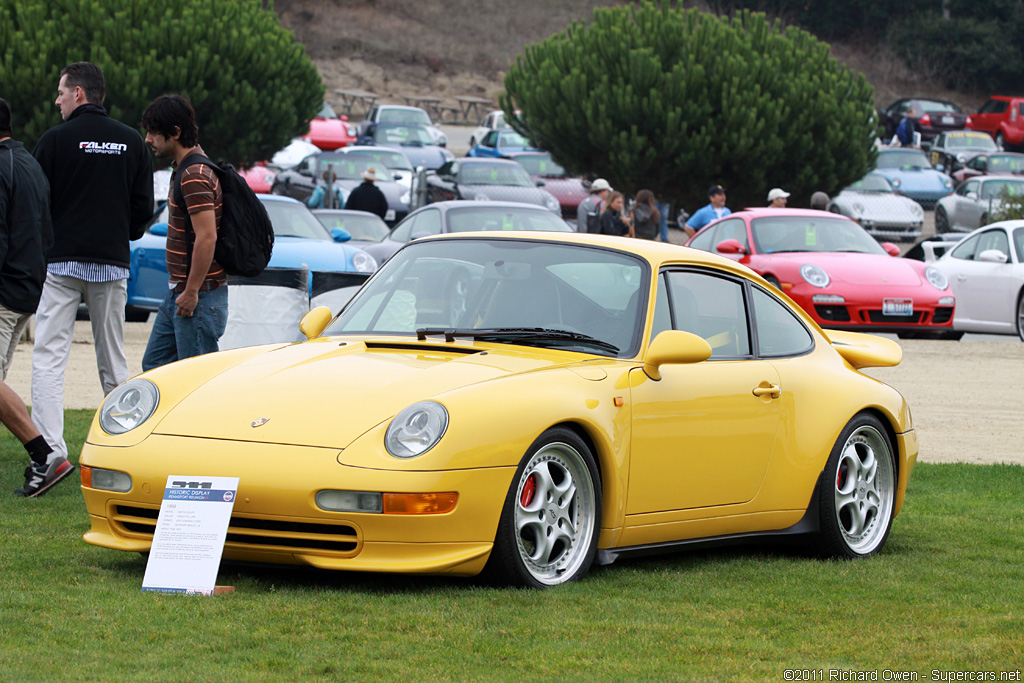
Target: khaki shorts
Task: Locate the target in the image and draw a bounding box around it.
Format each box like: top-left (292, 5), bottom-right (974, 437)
top-left (0, 304), bottom-right (31, 381)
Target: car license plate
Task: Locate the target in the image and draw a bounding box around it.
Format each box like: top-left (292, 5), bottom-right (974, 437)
top-left (882, 298), bottom-right (913, 316)
top-left (942, 115), bottom-right (954, 125)
top-left (385, 209), bottom-right (395, 221)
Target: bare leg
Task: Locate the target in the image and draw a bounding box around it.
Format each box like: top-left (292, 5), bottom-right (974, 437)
top-left (0, 380), bottom-right (42, 444)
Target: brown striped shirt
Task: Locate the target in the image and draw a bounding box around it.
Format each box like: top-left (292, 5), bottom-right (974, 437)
top-left (167, 153), bottom-right (226, 287)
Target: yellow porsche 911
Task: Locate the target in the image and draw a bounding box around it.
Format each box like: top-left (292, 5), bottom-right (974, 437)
top-left (81, 232), bottom-right (917, 588)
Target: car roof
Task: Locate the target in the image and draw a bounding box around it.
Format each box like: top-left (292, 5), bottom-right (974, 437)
top-left (259, 194), bottom-right (302, 205)
top-left (457, 158), bottom-right (521, 166)
top-left (727, 208), bottom-right (853, 220)
top-left (411, 200), bottom-right (555, 211)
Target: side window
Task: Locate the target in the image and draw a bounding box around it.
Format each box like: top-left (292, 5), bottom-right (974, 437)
top-left (977, 229), bottom-right (1010, 256)
top-left (482, 131), bottom-right (498, 147)
top-left (298, 156), bottom-right (313, 175)
top-left (649, 275), bottom-right (672, 341)
top-left (714, 218), bottom-right (748, 251)
top-left (411, 208), bottom-right (442, 237)
top-left (1013, 227), bottom-right (1024, 263)
top-left (665, 271), bottom-right (750, 358)
top-left (752, 288), bottom-right (813, 357)
top-left (367, 106), bottom-right (378, 122)
top-left (688, 224), bottom-right (718, 252)
top-left (950, 234), bottom-right (980, 261)
top-left (960, 179), bottom-right (980, 197)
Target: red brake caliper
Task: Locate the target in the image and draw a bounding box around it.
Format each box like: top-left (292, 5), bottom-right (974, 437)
top-left (520, 474), bottom-right (536, 507)
top-left (837, 463), bottom-right (847, 489)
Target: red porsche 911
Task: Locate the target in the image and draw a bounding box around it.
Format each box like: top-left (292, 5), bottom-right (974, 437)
top-left (685, 209), bottom-right (958, 338)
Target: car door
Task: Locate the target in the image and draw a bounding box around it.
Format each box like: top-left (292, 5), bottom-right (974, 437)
top-left (627, 269), bottom-right (781, 516)
top-left (972, 99), bottom-right (1006, 138)
top-left (950, 228), bottom-right (1015, 331)
top-left (475, 131), bottom-right (499, 157)
top-left (952, 179), bottom-right (981, 230)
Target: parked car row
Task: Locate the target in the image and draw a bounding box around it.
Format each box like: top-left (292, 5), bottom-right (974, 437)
top-left (880, 95), bottom-right (1024, 152)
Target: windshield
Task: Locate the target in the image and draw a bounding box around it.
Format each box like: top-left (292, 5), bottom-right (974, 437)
top-left (981, 179), bottom-right (1024, 200)
top-left (752, 215), bottom-right (886, 255)
top-left (373, 125), bottom-right (434, 145)
top-left (318, 102), bottom-right (337, 119)
top-left (876, 149), bottom-right (931, 170)
top-left (326, 239), bottom-right (647, 357)
top-left (912, 99), bottom-right (962, 114)
top-left (989, 154), bottom-right (1024, 173)
top-left (513, 153), bottom-right (566, 176)
top-left (314, 211), bottom-right (390, 242)
top-left (379, 108), bottom-right (432, 126)
top-left (320, 156), bottom-right (392, 181)
top-left (945, 133), bottom-right (998, 150)
top-left (343, 149), bottom-right (413, 172)
top-left (262, 200), bottom-right (334, 240)
top-left (447, 207), bottom-right (572, 233)
top-left (845, 174), bottom-right (892, 193)
top-left (458, 163), bottom-right (534, 187)
top-left (498, 131), bottom-right (530, 148)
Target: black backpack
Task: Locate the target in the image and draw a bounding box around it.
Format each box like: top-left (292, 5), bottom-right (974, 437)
top-left (173, 154), bottom-right (274, 278)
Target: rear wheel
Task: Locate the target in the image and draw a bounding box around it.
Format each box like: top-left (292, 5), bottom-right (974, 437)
top-left (483, 427), bottom-right (601, 588)
top-left (813, 414), bottom-right (896, 558)
top-left (934, 205), bottom-right (950, 234)
top-left (1017, 289), bottom-right (1024, 342)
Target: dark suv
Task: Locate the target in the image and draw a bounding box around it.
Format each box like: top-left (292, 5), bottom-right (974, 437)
top-left (966, 96), bottom-right (1024, 150)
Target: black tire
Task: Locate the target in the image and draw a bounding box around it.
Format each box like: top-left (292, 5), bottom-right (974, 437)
top-left (764, 275), bottom-right (781, 290)
top-left (1016, 289), bottom-right (1024, 342)
top-left (813, 413), bottom-right (896, 559)
top-left (934, 205), bottom-right (950, 234)
top-left (980, 213), bottom-right (989, 227)
top-left (482, 426), bottom-right (601, 588)
top-left (125, 307), bottom-right (150, 323)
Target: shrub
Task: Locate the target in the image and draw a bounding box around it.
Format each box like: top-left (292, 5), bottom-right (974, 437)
top-left (992, 190), bottom-right (1024, 223)
top-left (501, 3), bottom-right (877, 209)
top-left (0, 0), bottom-right (324, 166)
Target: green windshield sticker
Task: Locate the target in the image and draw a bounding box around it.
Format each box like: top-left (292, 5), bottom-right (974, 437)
top-left (490, 168), bottom-right (499, 181)
top-left (502, 214), bottom-right (514, 230)
top-left (805, 225), bottom-right (817, 246)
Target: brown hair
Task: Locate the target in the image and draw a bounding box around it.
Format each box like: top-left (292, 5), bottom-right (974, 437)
top-left (634, 189), bottom-right (660, 222)
top-left (602, 191), bottom-right (624, 213)
top-left (60, 62), bottom-right (105, 105)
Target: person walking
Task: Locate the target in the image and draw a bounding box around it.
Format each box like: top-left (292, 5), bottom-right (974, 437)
top-left (140, 94), bottom-right (227, 371)
top-left (767, 188), bottom-right (790, 208)
top-left (575, 178), bottom-right (611, 233)
top-left (344, 167), bottom-right (388, 219)
top-left (895, 108), bottom-right (917, 146)
top-left (31, 62), bottom-right (153, 463)
top-left (599, 191), bottom-right (633, 237)
top-left (684, 185), bottom-right (730, 238)
top-left (0, 99), bottom-right (74, 497)
top-left (631, 189), bottom-right (661, 240)
top-left (307, 168), bottom-right (342, 209)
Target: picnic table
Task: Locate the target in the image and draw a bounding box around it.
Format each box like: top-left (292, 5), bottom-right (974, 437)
top-left (333, 89), bottom-right (380, 119)
top-left (402, 94), bottom-right (443, 121)
top-left (455, 96), bottom-right (493, 124)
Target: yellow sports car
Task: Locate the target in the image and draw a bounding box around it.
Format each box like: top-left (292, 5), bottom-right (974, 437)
top-left (81, 232), bottom-right (917, 588)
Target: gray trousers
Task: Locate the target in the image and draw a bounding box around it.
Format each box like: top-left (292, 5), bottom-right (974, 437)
top-left (31, 274), bottom-right (129, 460)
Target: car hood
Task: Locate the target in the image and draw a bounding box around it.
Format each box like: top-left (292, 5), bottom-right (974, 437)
top-left (457, 184), bottom-right (550, 207)
top-left (537, 177), bottom-right (588, 207)
top-left (834, 192), bottom-right (923, 222)
top-left (151, 337), bottom-right (580, 449)
top-left (381, 144), bottom-right (447, 170)
top-left (873, 168), bottom-right (951, 192)
top-left (269, 236), bottom-right (361, 272)
top-left (760, 252), bottom-right (926, 286)
top-left (335, 180), bottom-right (408, 209)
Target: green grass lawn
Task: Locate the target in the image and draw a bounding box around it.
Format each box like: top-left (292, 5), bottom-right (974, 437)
top-left (1, 410), bottom-right (1022, 681)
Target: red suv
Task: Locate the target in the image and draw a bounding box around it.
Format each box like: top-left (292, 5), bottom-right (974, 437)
top-left (966, 96), bottom-right (1024, 150)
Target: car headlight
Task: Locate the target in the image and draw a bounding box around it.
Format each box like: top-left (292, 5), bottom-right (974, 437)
top-left (543, 194), bottom-right (560, 212)
top-left (99, 379), bottom-right (160, 434)
top-left (852, 202), bottom-right (864, 217)
top-left (473, 192), bottom-right (490, 201)
top-left (944, 178), bottom-right (953, 189)
top-left (890, 178), bottom-right (901, 188)
top-left (911, 202), bottom-right (924, 218)
top-left (385, 401), bottom-right (448, 458)
top-left (799, 263), bottom-right (830, 288)
top-left (924, 266), bottom-right (948, 290)
top-left (438, 133), bottom-right (448, 146)
top-left (346, 125), bottom-right (357, 137)
top-left (956, 153), bottom-right (967, 163)
top-left (352, 251), bottom-right (377, 273)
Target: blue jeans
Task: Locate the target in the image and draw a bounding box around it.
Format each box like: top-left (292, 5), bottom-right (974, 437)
top-left (657, 201), bottom-right (670, 242)
top-left (142, 285), bottom-right (228, 371)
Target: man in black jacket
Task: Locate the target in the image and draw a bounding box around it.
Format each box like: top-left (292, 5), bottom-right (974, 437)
top-left (30, 62), bottom-right (153, 465)
top-left (0, 98), bottom-right (73, 498)
top-left (344, 166), bottom-right (389, 219)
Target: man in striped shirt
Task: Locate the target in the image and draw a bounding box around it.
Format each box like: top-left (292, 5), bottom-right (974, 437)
top-left (140, 95), bottom-right (227, 371)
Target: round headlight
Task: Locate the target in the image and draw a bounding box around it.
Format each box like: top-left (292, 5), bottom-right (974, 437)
top-left (944, 178), bottom-right (954, 189)
top-left (385, 401), bottom-right (448, 458)
top-left (911, 202), bottom-right (924, 218)
top-left (890, 178), bottom-right (901, 188)
top-left (800, 263), bottom-right (830, 288)
top-left (924, 266), bottom-right (948, 290)
top-left (346, 125), bottom-right (358, 137)
top-left (473, 192), bottom-right (490, 201)
top-left (543, 194), bottom-right (560, 212)
top-left (352, 251), bottom-right (377, 273)
top-left (99, 379), bottom-right (160, 435)
top-left (852, 202), bottom-right (865, 217)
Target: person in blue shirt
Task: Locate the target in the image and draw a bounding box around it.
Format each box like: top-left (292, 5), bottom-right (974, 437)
top-left (895, 109), bottom-right (917, 147)
top-left (684, 185), bottom-right (730, 238)
top-left (307, 169), bottom-right (342, 209)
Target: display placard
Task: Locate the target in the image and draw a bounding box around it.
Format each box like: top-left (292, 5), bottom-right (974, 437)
top-left (141, 475), bottom-right (239, 595)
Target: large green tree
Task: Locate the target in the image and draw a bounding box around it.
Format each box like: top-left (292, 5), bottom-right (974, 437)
top-left (501, 3), bottom-right (877, 209)
top-left (0, 0), bottom-right (323, 166)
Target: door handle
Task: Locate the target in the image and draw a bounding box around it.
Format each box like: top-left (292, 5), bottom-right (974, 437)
top-left (752, 383), bottom-right (781, 399)
top-left (957, 274), bottom-right (967, 280)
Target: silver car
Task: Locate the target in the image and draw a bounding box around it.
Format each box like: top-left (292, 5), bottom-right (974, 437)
top-left (935, 175), bottom-right (1024, 233)
top-left (829, 172), bottom-right (924, 241)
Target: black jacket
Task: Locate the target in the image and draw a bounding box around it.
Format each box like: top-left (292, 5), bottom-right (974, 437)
top-left (32, 103), bottom-right (153, 268)
top-left (599, 208), bottom-right (629, 236)
top-left (0, 139), bottom-right (53, 314)
top-left (344, 181), bottom-right (388, 219)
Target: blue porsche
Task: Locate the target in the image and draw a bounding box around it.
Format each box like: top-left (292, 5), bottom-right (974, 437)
top-left (126, 195), bottom-right (377, 321)
top-left (872, 147), bottom-right (954, 209)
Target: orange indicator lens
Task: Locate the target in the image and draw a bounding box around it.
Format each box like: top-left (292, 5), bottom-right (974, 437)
top-left (383, 492), bottom-right (458, 515)
top-left (80, 465), bottom-right (92, 488)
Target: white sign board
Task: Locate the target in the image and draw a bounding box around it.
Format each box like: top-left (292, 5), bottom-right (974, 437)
top-left (142, 475), bottom-right (239, 595)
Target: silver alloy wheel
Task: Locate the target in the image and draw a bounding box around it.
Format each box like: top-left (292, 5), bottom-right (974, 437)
top-left (833, 425), bottom-right (895, 555)
top-left (513, 441), bottom-right (597, 585)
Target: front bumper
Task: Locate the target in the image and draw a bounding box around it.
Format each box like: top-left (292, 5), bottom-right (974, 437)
top-left (786, 287), bottom-right (954, 331)
top-left (81, 435), bottom-right (515, 576)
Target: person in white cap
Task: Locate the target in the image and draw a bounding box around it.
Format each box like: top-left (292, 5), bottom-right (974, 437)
top-left (767, 188), bottom-right (790, 208)
top-left (575, 178), bottom-right (611, 233)
top-left (344, 165), bottom-right (388, 219)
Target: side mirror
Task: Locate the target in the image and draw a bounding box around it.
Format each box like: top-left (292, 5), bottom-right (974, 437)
top-left (535, 179), bottom-right (546, 187)
top-left (978, 249), bottom-right (1008, 263)
top-left (715, 238), bottom-right (746, 255)
top-left (331, 228), bottom-right (352, 242)
top-left (882, 242), bottom-right (901, 257)
top-left (299, 306), bottom-right (333, 339)
top-left (339, 114), bottom-right (349, 122)
top-left (394, 173), bottom-right (403, 181)
top-left (149, 222), bottom-right (168, 237)
top-left (643, 330), bottom-right (712, 380)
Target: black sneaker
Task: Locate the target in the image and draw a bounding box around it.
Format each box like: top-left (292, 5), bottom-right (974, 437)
top-left (15, 457), bottom-right (76, 498)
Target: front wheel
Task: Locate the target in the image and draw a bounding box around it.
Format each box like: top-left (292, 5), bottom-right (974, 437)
top-left (1016, 289), bottom-right (1024, 342)
top-left (764, 274), bottom-right (781, 290)
top-left (934, 205), bottom-right (950, 234)
top-left (483, 427), bottom-right (601, 587)
top-left (813, 414), bottom-right (896, 558)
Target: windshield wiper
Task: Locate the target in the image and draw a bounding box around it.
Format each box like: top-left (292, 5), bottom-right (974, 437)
top-left (416, 327), bottom-right (620, 355)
